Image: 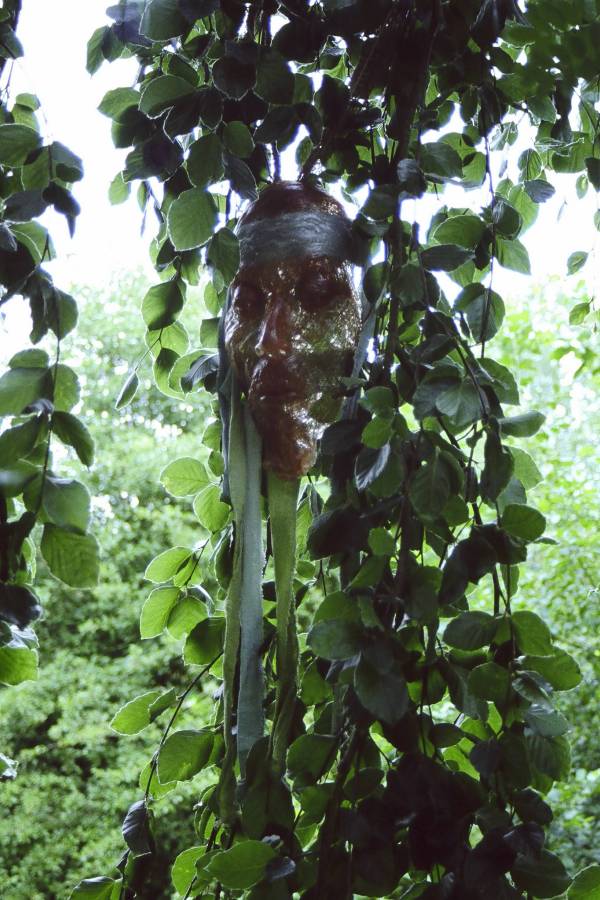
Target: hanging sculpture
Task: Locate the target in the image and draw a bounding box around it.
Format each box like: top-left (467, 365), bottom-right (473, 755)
top-left (216, 181), bottom-right (362, 813)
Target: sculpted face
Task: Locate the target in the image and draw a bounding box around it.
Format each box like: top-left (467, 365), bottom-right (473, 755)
top-left (224, 182), bottom-right (361, 479)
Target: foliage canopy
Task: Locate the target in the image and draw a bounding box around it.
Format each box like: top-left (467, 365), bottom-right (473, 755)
top-left (1, 0), bottom-right (600, 898)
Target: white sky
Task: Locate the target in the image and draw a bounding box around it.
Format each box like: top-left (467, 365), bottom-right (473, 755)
top-left (0, 0), bottom-right (598, 357)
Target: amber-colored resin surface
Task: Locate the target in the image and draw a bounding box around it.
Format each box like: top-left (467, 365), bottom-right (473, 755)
top-left (224, 182), bottom-right (361, 479)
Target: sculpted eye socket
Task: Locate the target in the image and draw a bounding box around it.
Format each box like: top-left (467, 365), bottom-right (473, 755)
top-left (233, 283), bottom-right (263, 317)
top-left (299, 270), bottom-right (341, 311)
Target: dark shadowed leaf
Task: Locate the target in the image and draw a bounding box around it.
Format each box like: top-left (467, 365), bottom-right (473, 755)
top-left (122, 800), bottom-right (152, 856)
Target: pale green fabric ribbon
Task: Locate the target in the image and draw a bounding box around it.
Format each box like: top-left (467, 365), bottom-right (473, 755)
top-left (225, 381), bottom-right (265, 782)
top-left (267, 472), bottom-right (300, 774)
top-left (220, 377), bottom-right (300, 811)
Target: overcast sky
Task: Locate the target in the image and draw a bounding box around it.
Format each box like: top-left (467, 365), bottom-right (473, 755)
top-left (1, 0), bottom-right (598, 356)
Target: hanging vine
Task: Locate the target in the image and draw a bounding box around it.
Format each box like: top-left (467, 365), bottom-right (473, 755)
top-left (74, 1), bottom-right (600, 898)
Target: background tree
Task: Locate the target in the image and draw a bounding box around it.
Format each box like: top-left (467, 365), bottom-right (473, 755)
top-left (0, 273), bottom-right (216, 899)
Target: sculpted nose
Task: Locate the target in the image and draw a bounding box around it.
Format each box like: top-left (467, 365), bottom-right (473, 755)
top-left (255, 300), bottom-right (290, 359)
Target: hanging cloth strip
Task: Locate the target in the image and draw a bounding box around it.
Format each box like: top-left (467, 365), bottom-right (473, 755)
top-left (218, 372), bottom-right (264, 820)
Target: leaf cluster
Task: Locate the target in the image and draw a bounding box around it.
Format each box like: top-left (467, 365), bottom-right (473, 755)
top-left (71, 0), bottom-right (600, 898)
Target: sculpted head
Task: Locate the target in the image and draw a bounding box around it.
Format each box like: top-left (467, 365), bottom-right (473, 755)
top-left (223, 181), bottom-right (361, 480)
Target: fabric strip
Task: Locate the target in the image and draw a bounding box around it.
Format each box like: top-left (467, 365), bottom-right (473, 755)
top-left (236, 403), bottom-right (265, 775)
top-left (237, 209), bottom-right (353, 267)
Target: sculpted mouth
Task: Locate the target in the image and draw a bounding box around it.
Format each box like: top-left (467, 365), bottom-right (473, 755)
top-left (248, 360), bottom-right (306, 403)
top-left (250, 387), bottom-right (305, 403)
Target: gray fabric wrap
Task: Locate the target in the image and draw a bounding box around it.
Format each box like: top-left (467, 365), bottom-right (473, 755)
top-left (237, 209), bottom-right (353, 267)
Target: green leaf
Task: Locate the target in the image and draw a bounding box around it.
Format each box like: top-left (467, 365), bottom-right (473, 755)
top-left (363, 262), bottom-right (388, 303)
top-left (222, 151), bottom-right (257, 200)
top-left (54, 364), bottom-right (80, 412)
top-left (206, 841), bottom-right (276, 891)
top-left (421, 244), bottom-right (473, 271)
top-left (355, 444), bottom-right (391, 492)
top-left (0, 415), bottom-right (43, 467)
top-left (43, 477), bottom-right (91, 533)
top-left (433, 215), bottom-right (485, 249)
top-left (502, 504), bottom-right (546, 542)
top-left (368, 528), bottom-right (395, 556)
top-left (40, 525), bottom-right (99, 588)
top-left (0, 365), bottom-right (48, 416)
top-left (140, 586), bottom-right (180, 638)
top-left (111, 689), bottom-right (176, 735)
top-left (222, 121), bottom-right (254, 158)
top-left (171, 846), bottom-right (205, 897)
top-left (153, 347), bottom-right (180, 399)
top-left (349, 555), bottom-right (386, 590)
top-left (141, 280), bottom-right (185, 329)
top-left (184, 617), bottom-right (224, 665)
top-left (420, 141), bottom-right (463, 178)
top-left (69, 877), bottom-right (116, 899)
top-left (145, 546), bottom-right (192, 583)
top-left (160, 457), bottom-right (210, 496)
top-left (523, 178), bottom-right (556, 203)
top-left (139, 75), bottom-right (195, 117)
top-left (212, 57), bottom-right (256, 100)
top-left (52, 412), bottom-right (95, 467)
top-left (436, 381), bottom-right (482, 428)
top-left (199, 317), bottom-right (219, 348)
top-left (207, 228), bottom-right (240, 284)
top-left (141, 0), bottom-right (187, 40)
top-left (455, 284), bottom-right (505, 342)
top-left (496, 237), bottom-right (531, 274)
top-left (288, 734), bottom-right (337, 786)
top-left (513, 788), bottom-right (553, 826)
top-left (569, 301), bottom-right (591, 325)
top-left (409, 450), bottom-right (451, 517)
top-left (9, 348), bottom-right (48, 368)
top-left (193, 484), bottom-right (229, 532)
top-left (512, 849), bottom-right (571, 898)
top-left (187, 133), bottom-right (224, 188)
top-left (511, 610), bottom-right (553, 654)
top-left (569, 865), bottom-right (600, 899)
top-left (585, 156), bottom-right (600, 191)
top-left (492, 198), bottom-right (522, 238)
top-left (255, 49), bottom-right (294, 104)
top-left (0, 644), bottom-right (38, 685)
top-left (361, 416), bottom-right (392, 449)
top-left (0, 124), bottom-right (42, 166)
top-left (115, 371), bottom-right (139, 409)
top-left (525, 704), bottom-right (569, 737)
top-left (157, 729), bottom-right (214, 783)
top-left (354, 656), bottom-right (408, 724)
top-left (528, 733), bottom-right (571, 781)
top-left (307, 619), bottom-right (363, 660)
top-left (167, 189), bottom-right (217, 251)
top-left (468, 662), bottom-right (511, 705)
top-left (521, 650), bottom-right (582, 691)
top-left (567, 251), bottom-right (588, 275)
top-left (122, 799), bottom-right (151, 856)
top-left (498, 412), bottom-right (545, 438)
top-left (444, 611), bottom-right (497, 651)
top-left (0, 460), bottom-right (38, 498)
top-left (509, 446), bottom-right (542, 489)
top-left (86, 26), bottom-right (110, 75)
top-left (98, 87), bottom-right (139, 120)
top-left (109, 172), bottom-right (130, 205)
top-left (167, 594), bottom-right (206, 639)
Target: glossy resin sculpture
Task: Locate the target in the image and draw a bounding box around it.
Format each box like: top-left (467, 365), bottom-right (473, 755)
top-left (224, 181), bottom-right (361, 479)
